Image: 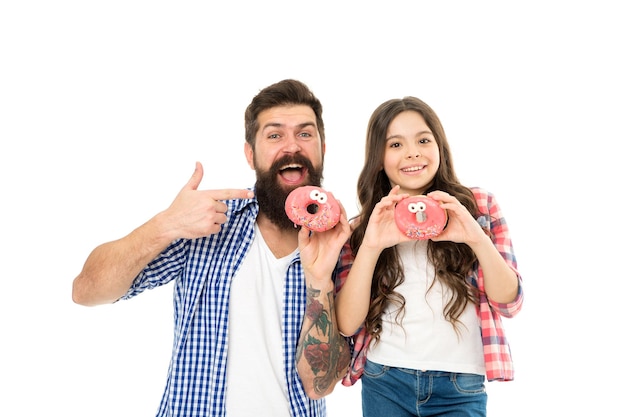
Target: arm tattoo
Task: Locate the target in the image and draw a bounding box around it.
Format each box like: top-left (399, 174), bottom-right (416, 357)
top-left (297, 286), bottom-right (351, 395)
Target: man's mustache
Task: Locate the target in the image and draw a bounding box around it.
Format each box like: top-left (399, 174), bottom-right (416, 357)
top-left (268, 155), bottom-right (315, 175)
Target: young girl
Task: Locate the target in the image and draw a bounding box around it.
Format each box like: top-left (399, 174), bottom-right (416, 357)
top-left (335, 97), bottom-right (523, 416)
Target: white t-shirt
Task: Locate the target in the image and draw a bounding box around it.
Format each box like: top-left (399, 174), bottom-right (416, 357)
top-left (367, 240), bottom-right (486, 376)
top-left (225, 224), bottom-right (296, 416)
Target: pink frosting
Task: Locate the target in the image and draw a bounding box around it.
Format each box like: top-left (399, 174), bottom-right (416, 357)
top-left (285, 186), bottom-right (340, 232)
top-left (394, 195), bottom-right (447, 240)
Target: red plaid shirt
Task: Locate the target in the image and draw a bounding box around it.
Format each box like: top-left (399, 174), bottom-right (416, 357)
top-left (335, 187), bottom-right (524, 385)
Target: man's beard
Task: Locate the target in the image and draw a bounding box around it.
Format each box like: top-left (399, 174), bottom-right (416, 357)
top-left (255, 154), bottom-right (323, 230)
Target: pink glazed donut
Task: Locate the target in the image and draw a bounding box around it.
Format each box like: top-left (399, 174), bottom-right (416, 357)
top-left (394, 195), bottom-right (448, 240)
top-left (285, 186), bottom-right (341, 232)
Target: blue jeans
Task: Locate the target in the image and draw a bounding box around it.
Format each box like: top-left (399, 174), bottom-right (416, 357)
top-left (361, 359), bottom-right (487, 417)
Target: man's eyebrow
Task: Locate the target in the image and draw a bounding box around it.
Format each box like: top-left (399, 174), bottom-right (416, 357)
top-left (297, 122), bottom-right (316, 129)
top-left (262, 122), bottom-right (283, 130)
top-left (262, 121), bottom-right (317, 131)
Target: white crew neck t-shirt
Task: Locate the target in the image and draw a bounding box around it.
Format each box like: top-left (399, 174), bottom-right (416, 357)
top-left (225, 224), bottom-right (296, 416)
top-left (367, 240), bottom-right (485, 376)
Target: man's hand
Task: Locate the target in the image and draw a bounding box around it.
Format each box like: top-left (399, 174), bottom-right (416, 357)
top-left (297, 195), bottom-right (351, 283)
top-left (161, 161), bottom-right (254, 240)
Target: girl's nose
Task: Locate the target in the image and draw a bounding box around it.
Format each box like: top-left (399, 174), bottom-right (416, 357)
top-left (406, 146), bottom-right (421, 158)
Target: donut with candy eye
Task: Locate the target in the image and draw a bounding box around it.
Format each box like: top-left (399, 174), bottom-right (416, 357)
top-left (394, 195), bottom-right (447, 240)
top-left (285, 186), bottom-right (341, 232)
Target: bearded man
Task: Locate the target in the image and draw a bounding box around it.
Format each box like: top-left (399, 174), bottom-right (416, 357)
top-left (72, 79), bottom-right (351, 417)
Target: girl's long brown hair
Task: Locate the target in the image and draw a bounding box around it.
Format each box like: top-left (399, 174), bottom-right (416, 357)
top-left (351, 97), bottom-right (484, 343)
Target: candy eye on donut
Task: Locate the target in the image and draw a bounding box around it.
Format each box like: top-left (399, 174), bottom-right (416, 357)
top-left (408, 202), bottom-right (427, 213)
top-left (309, 189), bottom-right (328, 204)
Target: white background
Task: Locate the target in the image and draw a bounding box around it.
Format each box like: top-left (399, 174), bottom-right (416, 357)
top-left (1, 1), bottom-right (624, 415)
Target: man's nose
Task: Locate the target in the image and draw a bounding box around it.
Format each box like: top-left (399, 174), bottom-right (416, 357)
top-left (283, 134), bottom-right (302, 153)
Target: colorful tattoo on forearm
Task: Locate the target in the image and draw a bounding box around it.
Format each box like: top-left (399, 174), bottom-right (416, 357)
top-left (297, 286), bottom-right (351, 394)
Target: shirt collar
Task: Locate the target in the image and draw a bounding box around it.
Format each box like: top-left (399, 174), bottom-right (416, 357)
top-left (230, 186), bottom-right (258, 215)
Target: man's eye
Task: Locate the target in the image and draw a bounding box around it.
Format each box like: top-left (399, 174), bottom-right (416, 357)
top-left (269, 134), bottom-right (280, 139)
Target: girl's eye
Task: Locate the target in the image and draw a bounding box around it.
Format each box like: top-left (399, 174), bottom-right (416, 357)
top-left (389, 142), bottom-right (401, 148)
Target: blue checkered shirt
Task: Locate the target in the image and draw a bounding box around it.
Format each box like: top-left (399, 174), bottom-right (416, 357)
top-left (121, 193), bottom-right (326, 416)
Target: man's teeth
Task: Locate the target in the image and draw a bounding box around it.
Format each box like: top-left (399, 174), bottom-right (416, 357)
top-left (281, 164), bottom-right (302, 170)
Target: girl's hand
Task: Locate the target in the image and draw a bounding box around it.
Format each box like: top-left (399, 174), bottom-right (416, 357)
top-left (361, 185), bottom-right (413, 251)
top-left (427, 190), bottom-right (488, 245)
